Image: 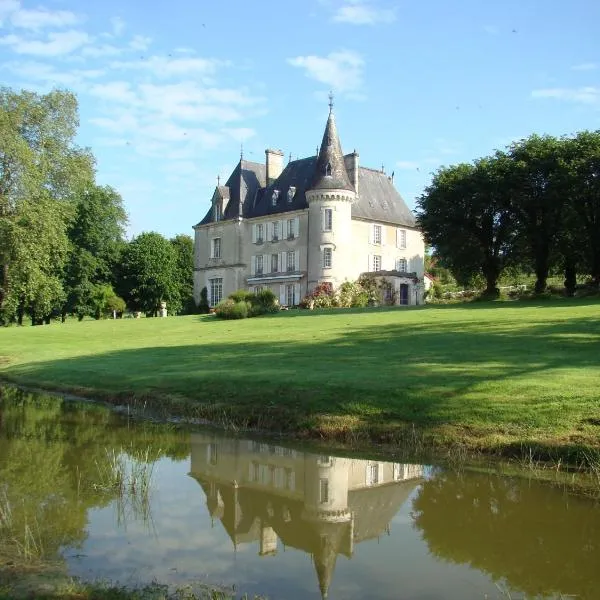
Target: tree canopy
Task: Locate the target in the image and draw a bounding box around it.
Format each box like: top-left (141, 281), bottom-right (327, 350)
top-left (417, 131), bottom-right (600, 295)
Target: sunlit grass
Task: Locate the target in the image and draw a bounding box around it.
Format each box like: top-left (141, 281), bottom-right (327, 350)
top-left (1, 298), bottom-right (599, 458)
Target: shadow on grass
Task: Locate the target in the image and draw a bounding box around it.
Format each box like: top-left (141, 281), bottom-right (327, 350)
top-left (3, 305), bottom-right (600, 451)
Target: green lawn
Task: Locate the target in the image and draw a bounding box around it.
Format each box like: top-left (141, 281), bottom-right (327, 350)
top-left (1, 299), bottom-right (599, 458)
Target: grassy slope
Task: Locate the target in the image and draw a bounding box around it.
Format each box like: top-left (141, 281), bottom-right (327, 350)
top-left (1, 299), bottom-right (599, 456)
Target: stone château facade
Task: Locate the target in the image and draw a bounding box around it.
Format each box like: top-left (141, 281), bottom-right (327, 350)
top-left (193, 103), bottom-right (425, 307)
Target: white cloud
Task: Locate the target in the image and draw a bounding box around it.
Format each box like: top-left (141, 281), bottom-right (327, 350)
top-left (483, 25), bottom-right (499, 35)
top-left (81, 43), bottom-right (123, 58)
top-left (571, 62), bottom-right (598, 71)
top-left (288, 49), bottom-right (364, 93)
top-left (223, 127), bottom-right (256, 143)
top-left (129, 34), bottom-right (151, 51)
top-left (2, 59), bottom-right (104, 86)
top-left (332, 0), bottom-right (395, 25)
top-left (432, 138), bottom-right (462, 155)
top-left (111, 16), bottom-right (125, 36)
top-left (110, 55), bottom-right (226, 79)
top-left (89, 81), bottom-right (139, 105)
top-left (0, 0), bottom-right (19, 26)
top-left (531, 86), bottom-right (600, 105)
top-left (0, 30), bottom-right (89, 56)
top-left (396, 160), bottom-right (420, 170)
top-left (10, 7), bottom-right (80, 30)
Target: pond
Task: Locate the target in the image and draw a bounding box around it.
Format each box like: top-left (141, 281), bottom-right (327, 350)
top-left (0, 385), bottom-right (599, 599)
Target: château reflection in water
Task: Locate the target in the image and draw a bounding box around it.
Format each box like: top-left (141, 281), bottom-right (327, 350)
top-left (189, 433), bottom-right (424, 599)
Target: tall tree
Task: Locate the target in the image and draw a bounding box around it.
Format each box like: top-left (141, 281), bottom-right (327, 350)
top-left (170, 234), bottom-right (195, 314)
top-left (63, 184), bottom-right (128, 319)
top-left (0, 87), bottom-right (94, 324)
top-left (417, 154), bottom-right (516, 296)
top-left (119, 232), bottom-right (181, 315)
top-left (507, 135), bottom-right (567, 294)
top-left (563, 131), bottom-right (600, 287)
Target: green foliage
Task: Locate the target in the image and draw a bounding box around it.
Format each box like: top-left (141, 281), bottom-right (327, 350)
top-left (0, 88), bottom-right (95, 325)
top-left (214, 299), bottom-right (248, 320)
top-left (418, 131), bottom-right (600, 296)
top-left (170, 234), bottom-right (195, 314)
top-left (229, 290), bottom-right (255, 303)
top-left (118, 232), bottom-right (181, 315)
top-left (222, 289), bottom-right (278, 318)
top-left (63, 185), bottom-right (127, 320)
top-left (249, 289), bottom-right (278, 315)
top-left (197, 286), bottom-right (210, 314)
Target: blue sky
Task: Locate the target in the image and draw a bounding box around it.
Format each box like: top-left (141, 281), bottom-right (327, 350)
top-left (1, 0), bottom-right (599, 238)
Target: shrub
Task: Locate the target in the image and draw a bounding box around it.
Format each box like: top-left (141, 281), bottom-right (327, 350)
top-left (197, 286), bottom-right (210, 314)
top-left (250, 289), bottom-right (279, 315)
top-left (229, 289), bottom-right (255, 303)
top-left (214, 299), bottom-right (248, 319)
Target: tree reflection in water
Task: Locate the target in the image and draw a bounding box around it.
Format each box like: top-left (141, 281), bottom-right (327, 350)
top-left (412, 469), bottom-right (600, 600)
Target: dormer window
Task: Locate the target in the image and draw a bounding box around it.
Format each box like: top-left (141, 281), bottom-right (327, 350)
top-left (287, 186), bottom-right (296, 202)
top-left (214, 202), bottom-right (222, 221)
top-left (271, 190), bottom-right (280, 206)
top-left (325, 162), bottom-right (332, 177)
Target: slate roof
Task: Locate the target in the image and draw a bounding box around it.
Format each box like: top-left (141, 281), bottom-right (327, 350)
top-left (309, 111), bottom-right (354, 192)
top-left (195, 114), bottom-right (417, 228)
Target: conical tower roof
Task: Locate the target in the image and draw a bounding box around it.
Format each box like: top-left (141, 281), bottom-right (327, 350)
top-left (309, 102), bottom-right (354, 192)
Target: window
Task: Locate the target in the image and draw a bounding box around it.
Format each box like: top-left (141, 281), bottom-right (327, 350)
top-left (287, 186), bottom-right (296, 202)
top-left (254, 285), bottom-right (264, 293)
top-left (271, 190), bottom-right (280, 206)
top-left (285, 468), bottom-right (296, 491)
top-left (207, 443), bottom-right (218, 466)
top-left (286, 283), bottom-right (296, 306)
top-left (286, 251), bottom-right (296, 272)
top-left (271, 253), bottom-right (278, 273)
top-left (211, 237), bottom-right (221, 259)
top-left (319, 478), bottom-right (329, 503)
top-left (324, 208), bottom-right (333, 231)
top-left (256, 254), bottom-right (264, 275)
top-left (396, 258), bottom-right (407, 272)
top-left (323, 247), bottom-right (332, 269)
top-left (372, 255), bottom-right (381, 271)
top-left (272, 221), bottom-right (280, 241)
top-left (256, 224), bottom-right (264, 243)
top-left (367, 463), bottom-right (379, 486)
top-left (397, 228), bottom-right (407, 249)
top-left (214, 203), bottom-right (222, 221)
top-left (286, 218), bottom-right (295, 239)
top-left (209, 278), bottom-right (223, 306)
top-left (373, 224), bottom-right (382, 245)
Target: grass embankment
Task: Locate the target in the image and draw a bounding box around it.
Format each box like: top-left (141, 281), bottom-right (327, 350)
top-left (1, 299), bottom-right (599, 461)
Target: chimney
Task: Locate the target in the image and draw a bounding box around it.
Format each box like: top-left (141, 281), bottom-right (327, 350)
top-left (344, 150), bottom-right (359, 194)
top-left (265, 149), bottom-right (284, 185)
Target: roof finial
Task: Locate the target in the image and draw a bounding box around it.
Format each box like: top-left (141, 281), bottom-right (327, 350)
top-left (288, 152), bottom-right (292, 163)
top-left (328, 90), bottom-right (334, 114)
top-left (217, 175), bottom-right (221, 186)
top-left (240, 143), bottom-right (244, 161)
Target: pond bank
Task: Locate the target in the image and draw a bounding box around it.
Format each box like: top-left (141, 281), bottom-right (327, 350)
top-left (1, 376), bottom-right (599, 470)
top-left (1, 301), bottom-right (599, 467)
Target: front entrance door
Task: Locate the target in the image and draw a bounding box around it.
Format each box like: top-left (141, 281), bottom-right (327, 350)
top-left (399, 283), bottom-right (409, 305)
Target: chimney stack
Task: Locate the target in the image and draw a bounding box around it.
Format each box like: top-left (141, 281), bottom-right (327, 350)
top-left (265, 149), bottom-right (284, 185)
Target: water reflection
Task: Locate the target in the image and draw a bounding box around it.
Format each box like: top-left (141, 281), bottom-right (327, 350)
top-left (189, 434), bottom-right (424, 598)
top-left (412, 469), bottom-right (600, 600)
top-left (2, 386), bottom-right (600, 600)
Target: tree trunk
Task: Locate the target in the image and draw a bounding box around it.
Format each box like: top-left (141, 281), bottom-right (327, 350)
top-left (482, 259), bottom-right (500, 298)
top-left (534, 255), bottom-right (549, 294)
top-left (564, 256), bottom-right (577, 297)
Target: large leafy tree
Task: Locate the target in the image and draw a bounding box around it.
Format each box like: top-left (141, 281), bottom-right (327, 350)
top-left (0, 87), bottom-right (94, 325)
top-left (63, 184), bottom-right (128, 319)
top-left (507, 135), bottom-right (568, 294)
top-left (119, 232), bottom-right (181, 315)
top-left (563, 131), bottom-right (600, 287)
top-left (417, 154), bottom-right (516, 296)
top-left (170, 234), bottom-right (195, 314)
